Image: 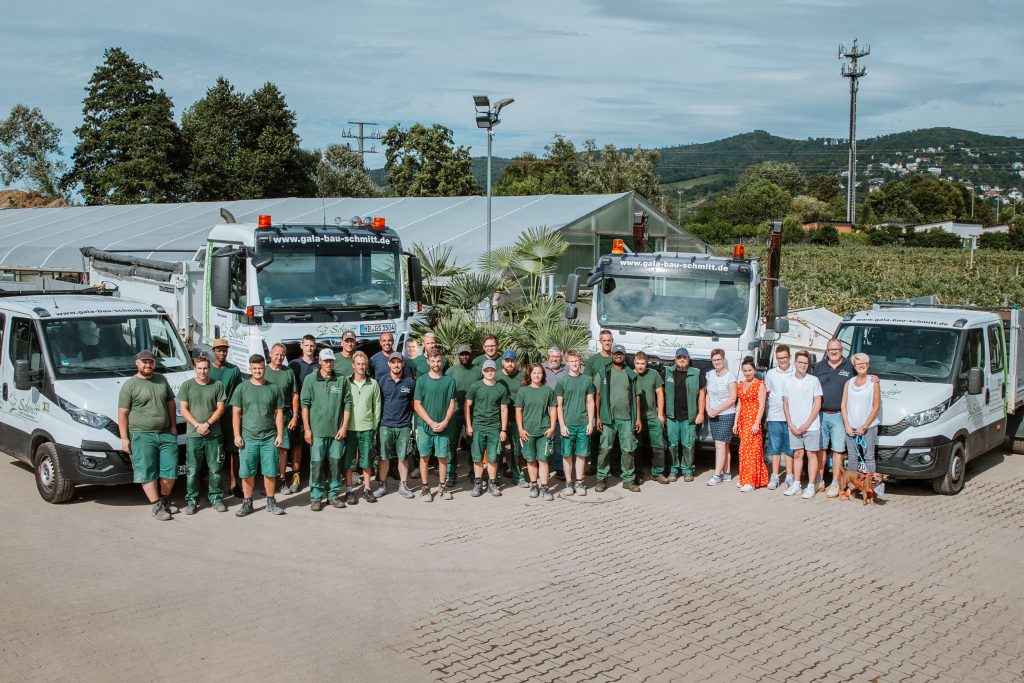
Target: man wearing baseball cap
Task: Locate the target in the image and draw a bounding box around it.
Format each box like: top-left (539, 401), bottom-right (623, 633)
top-left (464, 359), bottom-right (510, 497)
top-left (444, 344), bottom-right (477, 486)
top-left (300, 348), bottom-right (352, 510)
top-left (336, 330), bottom-right (358, 378)
top-left (663, 347), bottom-right (706, 482)
top-left (376, 352), bottom-right (417, 499)
top-left (208, 339), bottom-right (243, 497)
top-left (496, 350), bottom-right (527, 488)
top-left (594, 344), bottom-right (641, 492)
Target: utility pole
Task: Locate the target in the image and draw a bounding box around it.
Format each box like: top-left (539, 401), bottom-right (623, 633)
top-left (839, 39), bottom-right (869, 225)
top-left (341, 121), bottom-right (383, 168)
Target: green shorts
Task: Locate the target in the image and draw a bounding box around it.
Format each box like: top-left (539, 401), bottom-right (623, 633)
top-left (129, 431), bottom-right (178, 483)
top-left (521, 434), bottom-right (550, 463)
top-left (471, 428), bottom-right (501, 463)
top-left (310, 435), bottom-right (344, 462)
top-left (599, 418), bottom-right (637, 452)
top-left (561, 424), bottom-right (591, 458)
top-left (379, 426), bottom-right (411, 461)
top-left (239, 436), bottom-right (278, 478)
top-left (416, 424), bottom-right (451, 459)
top-left (345, 430), bottom-right (375, 470)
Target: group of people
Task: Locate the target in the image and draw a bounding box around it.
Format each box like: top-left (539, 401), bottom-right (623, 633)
top-left (116, 328), bottom-right (881, 521)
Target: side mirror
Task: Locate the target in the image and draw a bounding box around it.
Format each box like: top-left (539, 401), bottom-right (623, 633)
top-left (773, 285), bottom-right (789, 318)
top-left (14, 360), bottom-right (39, 391)
top-left (967, 367), bottom-right (984, 395)
top-left (773, 318), bottom-right (790, 334)
top-left (565, 274), bottom-right (579, 305)
top-left (565, 304), bottom-right (578, 321)
top-left (407, 255), bottom-right (424, 303)
top-left (210, 253), bottom-right (232, 310)
top-left (251, 253), bottom-right (274, 272)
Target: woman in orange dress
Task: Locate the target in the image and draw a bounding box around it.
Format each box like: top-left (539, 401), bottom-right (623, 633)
top-left (732, 356), bottom-right (769, 491)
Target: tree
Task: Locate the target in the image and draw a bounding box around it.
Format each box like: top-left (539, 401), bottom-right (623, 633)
top-left (806, 174), bottom-right (842, 203)
top-left (313, 144), bottom-right (383, 197)
top-left (180, 77), bottom-right (248, 200)
top-left (68, 47), bottom-right (185, 204)
top-left (383, 123), bottom-right (479, 196)
top-left (735, 161), bottom-right (806, 196)
top-left (0, 105), bottom-right (67, 199)
top-left (789, 194), bottom-right (833, 223)
top-left (239, 82), bottom-right (314, 197)
top-left (578, 140), bottom-right (661, 199)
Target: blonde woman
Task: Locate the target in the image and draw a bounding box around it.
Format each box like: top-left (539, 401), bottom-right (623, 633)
top-left (841, 352), bottom-right (882, 491)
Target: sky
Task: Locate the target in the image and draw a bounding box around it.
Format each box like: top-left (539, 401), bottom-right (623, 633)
top-left (1, 0), bottom-right (1021, 174)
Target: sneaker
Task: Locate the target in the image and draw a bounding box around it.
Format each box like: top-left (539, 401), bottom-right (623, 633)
top-left (595, 480), bottom-right (607, 493)
top-left (656, 475), bottom-right (670, 484)
top-left (706, 474), bottom-right (722, 486)
top-left (516, 478), bottom-right (530, 489)
top-left (815, 480), bottom-right (826, 493)
top-left (329, 497), bottom-right (346, 509)
top-left (784, 476), bottom-right (794, 488)
top-left (668, 473), bottom-right (679, 482)
top-left (683, 473), bottom-right (694, 482)
top-left (874, 482), bottom-right (885, 496)
top-left (311, 500), bottom-right (323, 512)
top-left (420, 486), bottom-right (432, 502)
top-left (528, 484), bottom-right (540, 499)
top-left (399, 482), bottom-right (416, 499)
top-left (185, 502), bottom-right (198, 515)
top-left (721, 473), bottom-right (732, 483)
top-left (739, 484), bottom-right (754, 493)
top-left (213, 500), bottom-right (228, 513)
top-left (151, 501), bottom-right (172, 521)
top-left (562, 483), bottom-right (575, 496)
top-left (768, 474), bottom-right (780, 490)
top-left (266, 497), bottom-right (285, 515)
top-left (488, 481), bottom-right (502, 497)
top-left (575, 482), bottom-right (587, 496)
top-left (826, 482), bottom-right (840, 498)
top-left (440, 486), bottom-right (453, 501)
top-left (541, 487), bottom-right (554, 501)
top-left (277, 477), bottom-right (290, 495)
top-left (372, 481), bottom-right (387, 499)
top-left (363, 489), bottom-right (377, 504)
top-left (736, 480), bottom-right (743, 488)
top-left (235, 499), bottom-right (255, 517)
top-left (346, 490), bottom-right (358, 506)
top-left (623, 481), bottom-right (641, 493)
top-left (470, 480), bottom-right (484, 497)
top-left (784, 481), bottom-right (801, 497)
top-left (802, 485), bottom-right (815, 500)
top-left (161, 497), bottom-right (179, 514)
top-left (290, 472), bottom-right (302, 493)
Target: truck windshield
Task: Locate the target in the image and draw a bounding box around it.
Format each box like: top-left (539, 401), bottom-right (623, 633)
top-left (835, 324), bottom-right (959, 383)
top-left (43, 316), bottom-right (190, 378)
top-left (596, 274), bottom-right (751, 337)
top-left (256, 251), bottom-right (400, 311)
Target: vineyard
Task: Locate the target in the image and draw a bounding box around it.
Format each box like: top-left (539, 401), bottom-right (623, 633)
top-left (723, 244), bottom-right (1024, 314)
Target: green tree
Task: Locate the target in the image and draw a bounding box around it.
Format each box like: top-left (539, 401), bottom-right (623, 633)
top-left (806, 174), bottom-right (842, 203)
top-left (789, 194), bottom-right (832, 223)
top-left (735, 161), bottom-right (806, 196)
top-left (240, 82), bottom-right (314, 197)
top-left (313, 144), bottom-right (383, 197)
top-left (579, 140), bottom-right (660, 199)
top-left (732, 179), bottom-right (792, 225)
top-left (0, 105), bottom-right (67, 199)
top-left (68, 47), bottom-right (185, 204)
top-left (383, 123), bottom-right (479, 196)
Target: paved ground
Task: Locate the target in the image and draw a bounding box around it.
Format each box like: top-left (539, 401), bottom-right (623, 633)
top-left (1, 446), bottom-right (1022, 683)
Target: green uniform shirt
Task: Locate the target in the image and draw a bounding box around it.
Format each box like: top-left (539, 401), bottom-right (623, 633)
top-left (497, 369), bottom-right (523, 405)
top-left (335, 355), bottom-right (355, 379)
top-left (515, 384), bottom-right (556, 435)
top-left (411, 354), bottom-right (448, 379)
top-left (347, 377), bottom-right (382, 432)
top-left (118, 374), bottom-right (175, 432)
top-left (300, 371), bottom-right (351, 437)
top-left (413, 373), bottom-right (455, 425)
top-left (634, 369), bottom-right (664, 420)
top-left (555, 373), bottom-right (595, 427)
top-left (264, 365), bottom-right (297, 410)
top-left (446, 363), bottom-right (480, 411)
top-left (230, 380), bottom-right (284, 441)
top-left (177, 378), bottom-right (226, 437)
top-left (466, 379), bottom-right (509, 431)
top-left (584, 353), bottom-right (613, 378)
top-left (608, 368), bottom-right (635, 420)
top-left (208, 362), bottom-right (241, 401)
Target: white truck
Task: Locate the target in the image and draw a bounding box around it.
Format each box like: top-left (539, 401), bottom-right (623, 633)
top-left (0, 290), bottom-right (194, 502)
top-left (834, 303), bottom-right (1024, 494)
top-left (81, 210), bottom-right (425, 367)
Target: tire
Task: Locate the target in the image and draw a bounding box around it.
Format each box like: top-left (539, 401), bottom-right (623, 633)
top-left (932, 441), bottom-right (966, 495)
top-left (35, 442), bottom-right (75, 504)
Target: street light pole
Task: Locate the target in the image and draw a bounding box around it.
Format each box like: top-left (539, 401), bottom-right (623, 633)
top-left (487, 126), bottom-right (493, 260)
top-left (474, 95), bottom-right (514, 322)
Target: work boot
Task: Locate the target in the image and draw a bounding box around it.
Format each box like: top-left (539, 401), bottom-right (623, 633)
top-left (623, 481), bottom-right (641, 492)
top-left (235, 498), bottom-right (255, 517)
top-left (151, 500), bottom-right (172, 521)
top-left (595, 480), bottom-right (607, 493)
top-left (470, 479), bottom-right (483, 497)
top-left (266, 496), bottom-right (285, 515)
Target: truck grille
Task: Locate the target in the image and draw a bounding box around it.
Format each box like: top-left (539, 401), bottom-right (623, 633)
top-left (879, 420), bottom-right (909, 436)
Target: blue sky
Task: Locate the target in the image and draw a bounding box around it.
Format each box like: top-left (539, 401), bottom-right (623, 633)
top-left (1, 0), bottom-right (1021, 173)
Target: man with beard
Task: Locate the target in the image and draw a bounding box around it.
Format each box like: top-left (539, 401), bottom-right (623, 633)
top-left (444, 345), bottom-right (478, 485)
top-left (594, 344), bottom-right (641, 493)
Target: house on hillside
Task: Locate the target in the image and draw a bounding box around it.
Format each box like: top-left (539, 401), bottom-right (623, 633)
top-left (912, 221), bottom-right (983, 239)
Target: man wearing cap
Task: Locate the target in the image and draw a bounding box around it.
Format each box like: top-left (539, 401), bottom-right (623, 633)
top-left (230, 354), bottom-right (286, 517)
top-left (209, 339), bottom-right (243, 497)
top-left (412, 349), bottom-right (457, 500)
top-left (287, 334), bottom-right (319, 493)
top-left (265, 342), bottom-right (300, 494)
top-left (633, 351), bottom-right (668, 483)
top-left (118, 350), bottom-right (180, 520)
top-left (410, 333), bottom-right (447, 379)
top-left (663, 347), bottom-right (706, 482)
top-left (301, 348), bottom-right (351, 510)
top-left (178, 355), bottom-right (227, 514)
top-left (555, 349), bottom-right (595, 495)
top-left (496, 350), bottom-right (528, 488)
top-left (594, 343), bottom-right (641, 493)
top-left (336, 330), bottom-right (358, 378)
top-left (444, 344), bottom-right (478, 486)
top-left (376, 351), bottom-right (417, 499)
top-left (465, 359), bottom-right (509, 497)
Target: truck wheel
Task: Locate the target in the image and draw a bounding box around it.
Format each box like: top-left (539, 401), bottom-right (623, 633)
top-left (932, 441), bottom-right (966, 495)
top-left (35, 442), bottom-right (75, 504)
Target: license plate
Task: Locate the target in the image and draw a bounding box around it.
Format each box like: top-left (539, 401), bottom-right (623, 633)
top-left (360, 322), bottom-right (396, 335)
top-left (177, 464), bottom-right (187, 476)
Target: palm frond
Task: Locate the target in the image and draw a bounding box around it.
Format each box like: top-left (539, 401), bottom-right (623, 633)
top-left (442, 272), bottom-right (505, 311)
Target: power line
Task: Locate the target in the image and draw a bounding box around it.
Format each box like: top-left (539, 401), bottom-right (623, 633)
top-left (341, 121), bottom-right (384, 168)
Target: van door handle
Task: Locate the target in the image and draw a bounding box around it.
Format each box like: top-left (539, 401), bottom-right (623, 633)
top-left (1, 383), bottom-right (6, 401)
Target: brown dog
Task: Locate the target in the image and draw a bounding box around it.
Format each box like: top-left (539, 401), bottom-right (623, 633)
top-left (836, 470), bottom-right (887, 505)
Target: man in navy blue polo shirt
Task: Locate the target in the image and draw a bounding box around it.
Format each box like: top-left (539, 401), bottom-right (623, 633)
top-left (369, 331), bottom-right (412, 380)
top-left (375, 352), bottom-right (417, 499)
top-left (813, 339), bottom-right (854, 496)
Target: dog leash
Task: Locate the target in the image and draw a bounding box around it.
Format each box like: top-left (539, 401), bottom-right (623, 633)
top-left (854, 434), bottom-right (869, 474)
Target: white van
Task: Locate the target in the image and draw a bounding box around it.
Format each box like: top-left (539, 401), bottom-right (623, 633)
top-left (0, 292), bottom-right (193, 502)
top-left (834, 304), bottom-right (1024, 494)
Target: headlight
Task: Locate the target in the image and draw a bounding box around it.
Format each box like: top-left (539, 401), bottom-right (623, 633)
top-left (905, 398), bottom-right (951, 427)
top-left (57, 397), bottom-right (118, 432)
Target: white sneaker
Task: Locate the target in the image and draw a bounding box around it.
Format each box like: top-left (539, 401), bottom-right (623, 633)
top-left (802, 484), bottom-right (815, 500)
top-left (767, 474), bottom-right (780, 490)
top-left (784, 481), bottom-right (801, 496)
top-left (874, 482), bottom-right (885, 496)
top-left (706, 474), bottom-right (722, 486)
top-left (739, 484), bottom-right (754, 493)
top-left (721, 473), bottom-right (732, 483)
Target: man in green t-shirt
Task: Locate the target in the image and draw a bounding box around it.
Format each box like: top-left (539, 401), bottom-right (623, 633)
top-left (178, 355), bottom-right (227, 514)
top-left (265, 343), bottom-right (300, 494)
top-left (117, 349), bottom-right (179, 521)
top-left (444, 345), bottom-right (478, 485)
top-left (465, 360), bottom-right (509, 497)
top-left (230, 355), bottom-right (285, 517)
top-left (301, 348), bottom-right (352, 511)
top-left (410, 332), bottom-right (448, 379)
top-left (336, 330), bottom-right (357, 378)
top-left (496, 350), bottom-right (527, 488)
top-left (584, 329), bottom-right (614, 476)
top-left (208, 338), bottom-right (242, 496)
top-left (633, 351), bottom-right (668, 483)
top-left (594, 344), bottom-right (641, 493)
top-left (555, 349), bottom-right (595, 496)
top-left (412, 349), bottom-right (456, 501)
top-left (471, 334), bottom-right (502, 374)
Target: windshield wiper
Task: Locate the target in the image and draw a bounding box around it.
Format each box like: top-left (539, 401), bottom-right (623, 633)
top-left (271, 305), bottom-right (341, 321)
top-left (671, 327), bottom-right (720, 338)
top-left (612, 324), bottom-right (661, 333)
top-left (882, 370), bottom-right (923, 382)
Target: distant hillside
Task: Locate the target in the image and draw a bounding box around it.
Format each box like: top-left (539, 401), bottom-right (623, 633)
top-left (367, 157), bottom-right (511, 194)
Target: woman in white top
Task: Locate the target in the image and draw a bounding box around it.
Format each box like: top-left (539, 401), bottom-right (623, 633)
top-left (705, 348), bottom-right (738, 486)
top-left (841, 352), bottom-right (881, 474)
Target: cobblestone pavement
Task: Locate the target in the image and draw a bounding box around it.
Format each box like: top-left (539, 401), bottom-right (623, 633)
top-left (1, 446), bottom-right (1021, 682)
